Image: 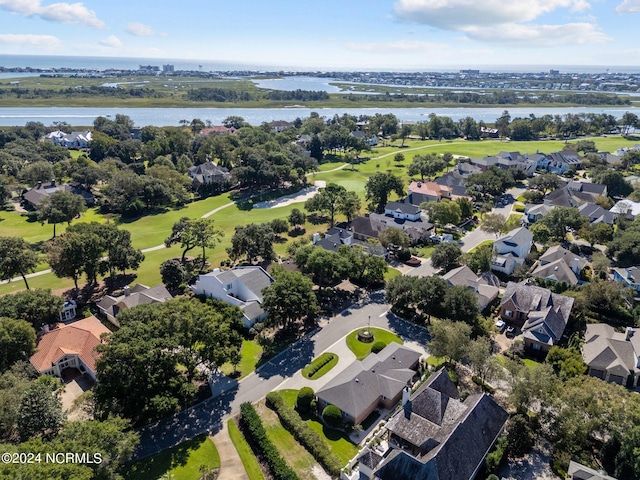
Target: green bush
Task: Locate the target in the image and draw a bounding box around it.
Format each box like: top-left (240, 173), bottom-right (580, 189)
top-left (296, 387), bottom-right (315, 413)
top-left (239, 402), bottom-right (300, 480)
top-left (322, 405), bottom-right (343, 428)
top-left (485, 436), bottom-right (508, 474)
top-left (266, 392), bottom-right (343, 476)
top-left (486, 475), bottom-right (500, 480)
top-left (397, 248), bottom-right (411, 262)
top-left (371, 341), bottom-right (386, 354)
top-left (303, 353), bottom-right (336, 379)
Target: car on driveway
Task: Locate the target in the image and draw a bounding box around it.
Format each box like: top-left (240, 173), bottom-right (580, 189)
top-left (506, 325), bottom-right (515, 337)
top-left (495, 319), bottom-right (506, 333)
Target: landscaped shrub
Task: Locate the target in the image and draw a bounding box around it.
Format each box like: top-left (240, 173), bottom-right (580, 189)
top-left (303, 353), bottom-right (336, 379)
top-left (296, 387), bottom-right (315, 413)
top-left (371, 341), bottom-right (386, 354)
top-left (397, 248), bottom-right (411, 261)
top-left (239, 402), bottom-right (300, 480)
top-left (485, 436), bottom-right (508, 474)
top-left (322, 405), bottom-right (343, 428)
top-left (266, 392), bottom-right (343, 476)
top-left (506, 414), bottom-right (534, 458)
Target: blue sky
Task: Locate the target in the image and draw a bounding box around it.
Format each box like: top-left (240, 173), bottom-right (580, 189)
top-left (0, 0), bottom-right (639, 69)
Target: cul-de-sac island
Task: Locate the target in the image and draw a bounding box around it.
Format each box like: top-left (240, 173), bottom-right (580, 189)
top-left (2, 61), bottom-right (640, 480)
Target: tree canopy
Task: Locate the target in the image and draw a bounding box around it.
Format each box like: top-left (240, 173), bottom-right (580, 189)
top-left (94, 297), bottom-right (243, 426)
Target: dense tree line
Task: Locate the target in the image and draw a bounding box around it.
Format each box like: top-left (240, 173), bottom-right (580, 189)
top-left (342, 91), bottom-right (629, 106)
top-left (0, 363), bottom-right (139, 480)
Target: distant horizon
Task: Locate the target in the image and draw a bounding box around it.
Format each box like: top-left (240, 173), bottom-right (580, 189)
top-left (1, 1), bottom-right (639, 70)
top-left (2, 53), bottom-right (640, 75)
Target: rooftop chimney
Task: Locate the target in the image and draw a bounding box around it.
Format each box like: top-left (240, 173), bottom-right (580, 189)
top-left (123, 285), bottom-right (130, 297)
top-left (37, 181), bottom-right (42, 189)
top-left (626, 327), bottom-right (634, 341)
top-left (572, 258), bottom-right (580, 274)
top-left (51, 179), bottom-right (56, 187)
top-left (402, 385), bottom-right (411, 406)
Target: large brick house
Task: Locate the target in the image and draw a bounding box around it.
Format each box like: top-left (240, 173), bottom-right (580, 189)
top-left (499, 281), bottom-right (574, 352)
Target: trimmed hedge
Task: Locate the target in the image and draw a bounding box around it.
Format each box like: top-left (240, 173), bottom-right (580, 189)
top-left (371, 341), bottom-right (386, 354)
top-left (239, 402), bottom-right (300, 480)
top-left (322, 405), bottom-right (343, 428)
top-left (296, 387), bottom-right (314, 413)
top-left (266, 392), bottom-right (343, 476)
top-left (303, 353), bottom-right (336, 379)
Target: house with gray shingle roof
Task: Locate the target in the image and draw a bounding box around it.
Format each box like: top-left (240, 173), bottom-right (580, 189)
top-left (529, 245), bottom-right (588, 286)
top-left (441, 265), bottom-right (499, 310)
top-left (544, 181), bottom-right (607, 208)
top-left (96, 284), bottom-right (173, 325)
top-left (613, 266), bottom-right (640, 292)
top-left (499, 280), bottom-right (574, 353)
top-left (22, 180), bottom-right (95, 208)
top-left (578, 202), bottom-right (617, 225)
top-left (190, 266), bottom-right (274, 327)
top-left (187, 162), bottom-right (231, 189)
top-left (45, 130), bottom-right (92, 148)
top-left (582, 323), bottom-right (640, 387)
top-left (315, 342), bottom-right (421, 425)
top-left (370, 368), bottom-right (508, 480)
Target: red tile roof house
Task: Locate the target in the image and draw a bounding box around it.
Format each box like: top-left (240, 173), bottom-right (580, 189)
top-left (29, 316), bottom-right (111, 381)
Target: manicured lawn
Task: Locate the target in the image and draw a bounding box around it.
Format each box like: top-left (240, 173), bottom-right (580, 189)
top-left (220, 339), bottom-right (264, 379)
top-left (426, 355), bottom-right (446, 370)
top-left (346, 327), bottom-right (403, 360)
top-left (522, 358), bottom-right (542, 369)
top-left (411, 245), bottom-right (435, 258)
top-left (468, 239), bottom-right (494, 252)
top-left (302, 352), bottom-right (339, 380)
top-left (383, 267), bottom-right (402, 282)
top-left (121, 434), bottom-right (220, 480)
top-left (227, 419), bottom-right (265, 480)
top-left (278, 390), bottom-right (359, 465)
top-left (256, 400), bottom-right (318, 478)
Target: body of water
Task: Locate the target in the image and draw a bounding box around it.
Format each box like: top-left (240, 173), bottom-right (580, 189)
top-left (0, 106), bottom-right (637, 127)
top-left (3, 54), bottom-right (640, 74)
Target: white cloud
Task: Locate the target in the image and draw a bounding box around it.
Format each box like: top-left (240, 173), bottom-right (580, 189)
top-left (464, 22), bottom-right (610, 46)
top-left (99, 35), bottom-right (121, 48)
top-left (126, 22), bottom-right (156, 36)
top-left (394, 0), bottom-right (591, 29)
top-left (344, 39), bottom-right (449, 54)
top-left (0, 0), bottom-right (104, 28)
top-left (0, 33), bottom-right (61, 46)
top-left (616, 0), bottom-right (640, 13)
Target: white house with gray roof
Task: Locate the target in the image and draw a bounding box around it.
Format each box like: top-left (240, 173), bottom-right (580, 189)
top-left (45, 130), bottom-right (92, 148)
top-left (491, 227), bottom-right (533, 275)
top-left (190, 266), bottom-right (274, 327)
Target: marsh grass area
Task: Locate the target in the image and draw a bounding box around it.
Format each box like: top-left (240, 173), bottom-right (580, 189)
top-left (1, 74), bottom-right (637, 108)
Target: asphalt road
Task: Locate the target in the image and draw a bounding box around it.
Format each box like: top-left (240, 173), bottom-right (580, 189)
top-left (132, 292), bottom-right (430, 460)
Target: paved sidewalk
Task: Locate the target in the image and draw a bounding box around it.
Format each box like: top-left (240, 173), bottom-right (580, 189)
top-left (210, 421), bottom-right (249, 480)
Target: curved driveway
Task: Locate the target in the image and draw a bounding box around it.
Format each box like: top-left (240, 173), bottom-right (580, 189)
top-left (132, 293), bottom-right (430, 460)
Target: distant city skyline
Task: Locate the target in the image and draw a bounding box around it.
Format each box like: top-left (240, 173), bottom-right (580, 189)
top-left (0, 0), bottom-right (639, 69)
